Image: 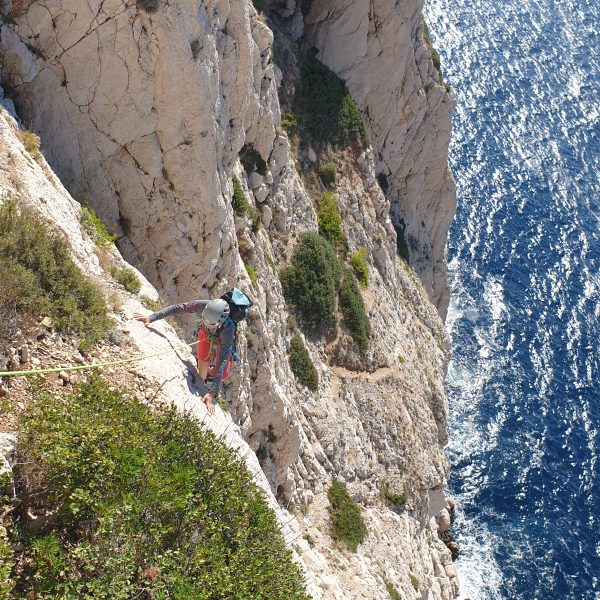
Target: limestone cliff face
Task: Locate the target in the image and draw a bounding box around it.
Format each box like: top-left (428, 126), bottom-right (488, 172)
top-left (298, 0), bottom-right (457, 317)
top-left (0, 1), bottom-right (458, 598)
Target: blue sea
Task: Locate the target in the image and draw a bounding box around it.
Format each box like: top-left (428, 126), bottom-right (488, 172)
top-left (423, 0), bottom-right (600, 598)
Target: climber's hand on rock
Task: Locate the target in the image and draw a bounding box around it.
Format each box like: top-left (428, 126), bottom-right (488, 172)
top-left (203, 393), bottom-right (215, 415)
top-left (133, 312), bottom-right (150, 327)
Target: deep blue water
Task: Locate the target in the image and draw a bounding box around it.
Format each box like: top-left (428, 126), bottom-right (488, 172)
top-left (423, 0), bottom-right (600, 598)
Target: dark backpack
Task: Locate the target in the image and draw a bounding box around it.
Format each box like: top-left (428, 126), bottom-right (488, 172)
top-left (220, 288), bottom-right (252, 325)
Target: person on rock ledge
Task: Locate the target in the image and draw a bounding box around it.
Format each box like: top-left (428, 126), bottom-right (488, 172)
top-left (133, 298), bottom-right (236, 416)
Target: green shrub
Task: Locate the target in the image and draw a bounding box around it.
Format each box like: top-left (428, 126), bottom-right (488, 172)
top-left (382, 484), bottom-right (407, 506)
top-left (232, 176), bottom-right (262, 233)
top-left (409, 573), bottom-right (420, 591)
top-left (385, 579), bottom-right (403, 600)
top-left (232, 175), bottom-right (250, 215)
top-left (293, 55), bottom-right (368, 148)
top-left (318, 162), bottom-right (336, 187)
top-left (18, 129), bottom-right (42, 161)
top-left (0, 528), bottom-right (14, 597)
top-left (240, 143), bottom-right (268, 176)
top-left (111, 265), bottom-right (141, 294)
top-left (281, 113), bottom-right (299, 134)
top-left (327, 478), bottom-right (367, 552)
top-left (141, 295), bottom-right (162, 312)
top-left (350, 247), bottom-right (369, 288)
top-left (245, 262), bottom-right (256, 285)
top-left (317, 191), bottom-right (348, 254)
top-left (289, 334), bottom-right (318, 390)
top-left (422, 20), bottom-right (447, 88)
top-left (280, 232), bottom-right (341, 331)
top-left (80, 204), bottom-right (117, 246)
top-left (249, 205), bottom-right (262, 233)
top-left (394, 223), bottom-right (410, 262)
top-left (0, 199), bottom-right (111, 350)
top-left (339, 269), bottom-right (371, 349)
top-left (6, 375), bottom-right (310, 599)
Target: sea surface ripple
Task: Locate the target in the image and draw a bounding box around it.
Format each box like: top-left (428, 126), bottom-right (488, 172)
top-left (423, 0), bottom-right (600, 598)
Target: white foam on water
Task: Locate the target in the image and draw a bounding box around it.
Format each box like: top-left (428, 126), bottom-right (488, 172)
top-left (451, 506), bottom-right (505, 600)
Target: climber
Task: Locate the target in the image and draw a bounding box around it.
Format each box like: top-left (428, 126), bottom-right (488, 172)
top-left (133, 298), bottom-right (236, 415)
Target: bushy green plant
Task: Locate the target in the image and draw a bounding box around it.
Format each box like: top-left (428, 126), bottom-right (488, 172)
top-left (281, 113), bottom-right (299, 133)
top-left (141, 295), bottom-right (162, 312)
top-left (232, 175), bottom-right (250, 215)
top-left (289, 334), bottom-right (318, 390)
top-left (293, 55), bottom-right (368, 148)
top-left (80, 204), bottom-right (117, 246)
top-left (232, 176), bottom-right (262, 233)
top-left (0, 199), bottom-right (111, 349)
top-left (6, 376), bottom-right (310, 599)
top-left (280, 232), bottom-right (341, 331)
top-left (327, 478), bottom-right (367, 552)
top-left (317, 191), bottom-right (348, 254)
top-left (394, 223), bottom-right (410, 262)
top-left (0, 528), bottom-right (15, 597)
top-left (240, 143), bottom-right (268, 176)
top-left (245, 262), bottom-right (256, 285)
top-left (111, 265), bottom-right (141, 294)
top-left (350, 247), bottom-right (369, 288)
top-left (385, 579), bottom-right (403, 600)
top-left (318, 162), bottom-right (336, 187)
top-left (250, 205), bottom-right (262, 233)
top-left (18, 129), bottom-right (42, 161)
top-left (409, 573), bottom-right (420, 591)
top-left (339, 269), bottom-right (371, 349)
top-left (382, 484), bottom-right (407, 506)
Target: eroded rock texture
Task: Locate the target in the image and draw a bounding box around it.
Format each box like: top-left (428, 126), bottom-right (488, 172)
top-left (0, 0), bottom-right (458, 596)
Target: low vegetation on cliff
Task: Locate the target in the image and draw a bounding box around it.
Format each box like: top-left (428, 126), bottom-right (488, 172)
top-left (232, 176), bottom-right (262, 233)
top-left (350, 248), bottom-right (369, 288)
top-left (1, 376), bottom-right (310, 599)
top-left (288, 334), bottom-right (319, 390)
top-left (281, 232), bottom-right (341, 330)
top-left (317, 191), bottom-right (348, 255)
top-left (110, 265), bottom-right (142, 294)
top-left (281, 230), bottom-right (372, 351)
top-left (0, 199), bottom-right (111, 352)
top-left (339, 269), bottom-right (371, 349)
top-left (327, 478), bottom-right (368, 552)
top-left (293, 55), bottom-right (368, 148)
top-left (80, 204), bottom-right (117, 247)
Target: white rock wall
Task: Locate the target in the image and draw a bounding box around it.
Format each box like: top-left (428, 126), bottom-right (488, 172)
top-left (0, 0), bottom-right (277, 303)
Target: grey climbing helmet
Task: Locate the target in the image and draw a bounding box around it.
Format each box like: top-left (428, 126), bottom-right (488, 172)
top-left (202, 298), bottom-right (230, 331)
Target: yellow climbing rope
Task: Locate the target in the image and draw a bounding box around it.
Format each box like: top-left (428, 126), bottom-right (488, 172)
top-left (0, 340), bottom-right (200, 378)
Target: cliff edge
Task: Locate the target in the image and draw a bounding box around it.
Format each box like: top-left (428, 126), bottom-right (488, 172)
top-left (0, 0), bottom-right (458, 597)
